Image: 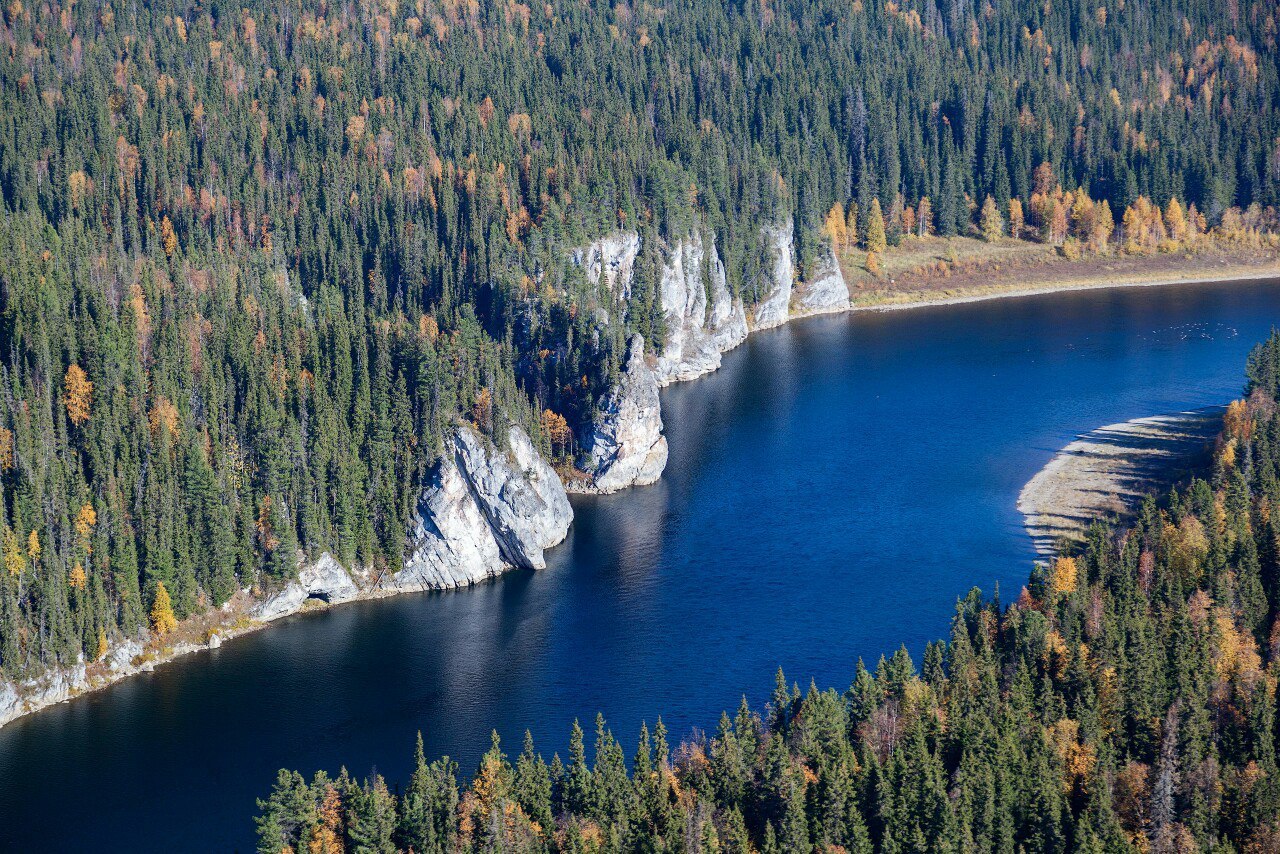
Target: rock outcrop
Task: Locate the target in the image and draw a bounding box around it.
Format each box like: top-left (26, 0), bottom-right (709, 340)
top-left (574, 336), bottom-right (669, 493)
top-left (572, 231), bottom-right (640, 302)
top-left (653, 233), bottom-right (749, 385)
top-left (253, 553), bottom-right (361, 622)
top-left (793, 246), bottom-right (851, 315)
top-left (391, 424), bottom-right (573, 590)
top-left (752, 221), bottom-right (795, 330)
top-left (0, 658), bottom-right (89, 728)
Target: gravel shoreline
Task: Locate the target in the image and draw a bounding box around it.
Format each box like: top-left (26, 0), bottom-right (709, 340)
top-left (1018, 408), bottom-right (1223, 557)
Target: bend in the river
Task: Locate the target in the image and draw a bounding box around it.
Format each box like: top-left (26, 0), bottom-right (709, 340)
top-left (1, 276), bottom-right (1278, 853)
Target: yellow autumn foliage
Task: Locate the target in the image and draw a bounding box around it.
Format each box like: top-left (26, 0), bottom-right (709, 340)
top-left (150, 582), bottom-right (178, 637)
top-left (1050, 555), bottom-right (1079, 594)
top-left (64, 364), bottom-right (93, 425)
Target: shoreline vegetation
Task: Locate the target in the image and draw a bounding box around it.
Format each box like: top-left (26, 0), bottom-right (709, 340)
top-left (842, 236), bottom-right (1280, 314)
top-left (2, 256), bottom-right (1274, 732)
top-left (252, 335), bottom-right (1280, 854)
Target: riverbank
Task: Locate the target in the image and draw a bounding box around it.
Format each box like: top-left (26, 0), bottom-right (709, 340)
top-left (1, 254), bottom-right (1274, 731)
top-left (840, 239), bottom-right (1280, 313)
top-left (1018, 408), bottom-right (1223, 557)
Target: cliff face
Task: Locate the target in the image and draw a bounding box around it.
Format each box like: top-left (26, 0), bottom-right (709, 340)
top-left (1, 423), bottom-right (578, 726)
top-left (452, 425), bottom-right (573, 569)
top-left (752, 221), bottom-right (795, 330)
top-left (653, 233), bottom-right (749, 386)
top-left (573, 335), bottom-right (669, 494)
top-left (391, 424), bottom-right (573, 590)
top-left (794, 246), bottom-right (851, 315)
top-left (253, 553), bottom-right (361, 622)
top-left (572, 231), bottom-right (641, 303)
top-left (0, 658), bottom-right (90, 728)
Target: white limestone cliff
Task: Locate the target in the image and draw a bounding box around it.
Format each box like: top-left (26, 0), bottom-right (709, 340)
top-left (793, 245), bottom-right (851, 315)
top-left (573, 335), bottom-right (669, 494)
top-left (0, 659), bottom-right (89, 728)
top-left (653, 233), bottom-right (749, 385)
top-left (752, 220), bottom-right (795, 330)
top-left (391, 424), bottom-right (573, 590)
top-left (252, 553), bottom-right (361, 622)
top-left (572, 231), bottom-right (641, 302)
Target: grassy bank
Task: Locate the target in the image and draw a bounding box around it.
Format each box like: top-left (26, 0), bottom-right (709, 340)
top-left (837, 236), bottom-right (1280, 311)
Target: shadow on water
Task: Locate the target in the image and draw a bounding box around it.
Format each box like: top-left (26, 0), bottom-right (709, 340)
top-left (1, 277), bottom-right (1278, 852)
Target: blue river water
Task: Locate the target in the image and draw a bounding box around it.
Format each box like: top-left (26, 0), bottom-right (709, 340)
top-left (1, 278), bottom-right (1279, 851)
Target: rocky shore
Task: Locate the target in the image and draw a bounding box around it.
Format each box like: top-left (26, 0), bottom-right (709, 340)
top-left (1018, 407), bottom-right (1223, 557)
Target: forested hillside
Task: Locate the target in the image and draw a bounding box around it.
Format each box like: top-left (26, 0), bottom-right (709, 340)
top-left (3, 0), bottom-right (1280, 679)
top-left (254, 337), bottom-right (1280, 853)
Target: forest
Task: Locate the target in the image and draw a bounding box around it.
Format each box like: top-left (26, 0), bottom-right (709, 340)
top-left (253, 335), bottom-right (1280, 852)
top-left (2, 0), bottom-right (1280, 679)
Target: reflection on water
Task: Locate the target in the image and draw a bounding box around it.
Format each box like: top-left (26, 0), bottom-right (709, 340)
top-left (2, 278), bottom-right (1279, 853)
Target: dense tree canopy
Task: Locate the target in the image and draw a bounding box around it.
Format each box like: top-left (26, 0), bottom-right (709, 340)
top-left (2, 0), bottom-right (1280, 678)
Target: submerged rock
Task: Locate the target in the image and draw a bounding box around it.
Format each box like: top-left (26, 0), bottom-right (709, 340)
top-left (575, 336), bottom-right (669, 494)
top-left (252, 553), bottom-right (360, 622)
top-left (392, 424), bottom-right (573, 590)
top-left (752, 221), bottom-right (795, 330)
top-left (653, 232), bottom-right (749, 385)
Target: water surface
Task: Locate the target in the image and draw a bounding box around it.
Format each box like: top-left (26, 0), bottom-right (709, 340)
top-left (2, 279), bottom-right (1278, 852)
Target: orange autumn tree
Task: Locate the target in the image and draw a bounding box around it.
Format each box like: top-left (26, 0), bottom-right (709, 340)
top-left (980, 195), bottom-right (1004, 241)
top-left (68, 563), bottom-right (88, 590)
top-left (824, 202), bottom-right (849, 250)
top-left (311, 785), bottom-right (345, 853)
top-left (64, 364), bottom-right (93, 425)
top-left (1049, 555), bottom-right (1079, 595)
top-left (2, 528), bottom-right (24, 577)
top-left (541, 409), bottom-right (572, 458)
top-left (74, 503), bottom-right (97, 552)
top-left (160, 215), bottom-right (178, 257)
top-left (1007, 197), bottom-right (1024, 240)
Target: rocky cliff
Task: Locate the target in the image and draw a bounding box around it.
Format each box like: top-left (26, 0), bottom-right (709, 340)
top-left (752, 221), bottom-right (795, 330)
top-left (653, 233), bottom-right (749, 385)
top-left (390, 424), bottom-right (573, 590)
top-left (1, 216), bottom-right (855, 731)
top-left (0, 423), bottom-right (577, 727)
top-left (572, 335), bottom-right (669, 494)
top-left (253, 553), bottom-right (362, 622)
top-left (572, 231), bottom-right (641, 303)
top-left (794, 246), bottom-right (851, 315)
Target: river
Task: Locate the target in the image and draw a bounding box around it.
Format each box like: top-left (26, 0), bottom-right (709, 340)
top-left (2, 278), bottom-right (1278, 852)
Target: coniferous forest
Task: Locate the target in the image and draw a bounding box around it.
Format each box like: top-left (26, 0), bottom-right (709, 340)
top-left (254, 337), bottom-right (1280, 853)
top-left (3, 0), bottom-right (1280, 762)
top-left (4, 0), bottom-right (1280, 684)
